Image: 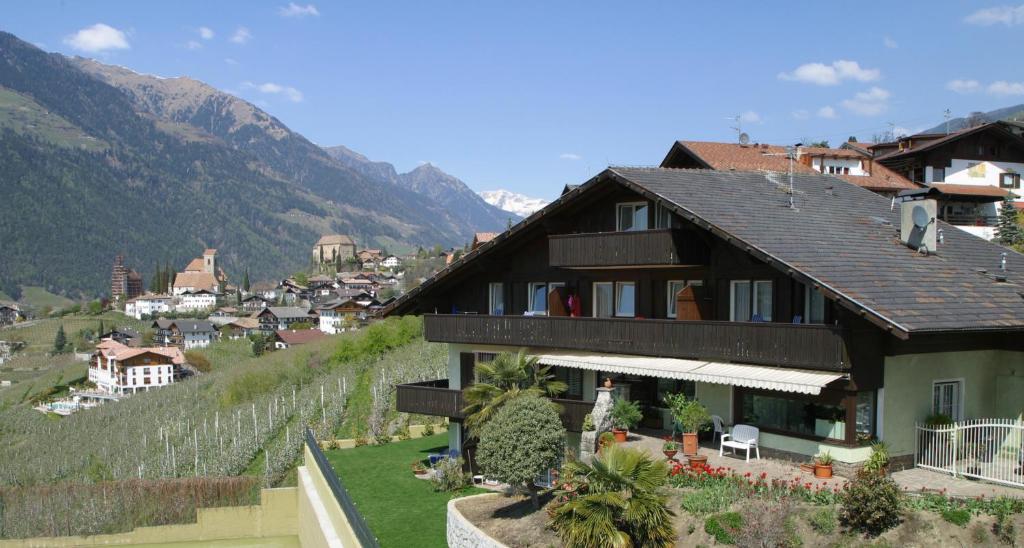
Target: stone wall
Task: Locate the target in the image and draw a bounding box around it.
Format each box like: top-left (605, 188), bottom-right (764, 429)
top-left (447, 494), bottom-right (508, 548)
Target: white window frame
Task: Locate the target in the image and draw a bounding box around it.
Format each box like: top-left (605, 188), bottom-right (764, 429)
top-left (616, 201), bottom-right (649, 232)
top-left (932, 378), bottom-right (965, 422)
top-left (804, 285), bottom-right (825, 324)
top-left (614, 281), bottom-right (636, 318)
top-left (654, 203), bottom-right (673, 229)
top-left (729, 280), bottom-right (772, 321)
top-left (592, 282), bottom-right (614, 318)
top-left (666, 280), bottom-right (702, 318)
top-left (488, 282), bottom-right (504, 315)
top-left (527, 282), bottom-right (547, 314)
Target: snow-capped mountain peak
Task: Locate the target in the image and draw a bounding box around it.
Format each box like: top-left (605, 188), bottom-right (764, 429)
top-left (479, 189), bottom-right (549, 218)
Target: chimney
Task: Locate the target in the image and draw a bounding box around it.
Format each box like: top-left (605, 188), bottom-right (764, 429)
top-left (900, 199), bottom-right (938, 253)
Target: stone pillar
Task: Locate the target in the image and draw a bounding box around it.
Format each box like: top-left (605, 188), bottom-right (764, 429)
top-left (579, 387), bottom-right (614, 464)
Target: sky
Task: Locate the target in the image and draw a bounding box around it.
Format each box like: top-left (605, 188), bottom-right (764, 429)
top-left (3, 1), bottom-right (1024, 201)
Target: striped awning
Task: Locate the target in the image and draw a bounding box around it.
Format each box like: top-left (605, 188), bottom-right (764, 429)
top-left (533, 352), bottom-right (844, 395)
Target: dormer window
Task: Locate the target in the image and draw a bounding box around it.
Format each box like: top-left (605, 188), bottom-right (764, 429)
top-left (616, 202), bottom-right (648, 232)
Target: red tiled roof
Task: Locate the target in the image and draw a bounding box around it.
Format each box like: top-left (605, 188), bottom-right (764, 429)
top-left (275, 329), bottom-right (327, 345)
top-left (930, 183), bottom-right (1017, 198)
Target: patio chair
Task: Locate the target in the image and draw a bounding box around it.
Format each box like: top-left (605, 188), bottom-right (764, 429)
top-left (711, 415), bottom-right (725, 444)
top-left (720, 424), bottom-right (761, 462)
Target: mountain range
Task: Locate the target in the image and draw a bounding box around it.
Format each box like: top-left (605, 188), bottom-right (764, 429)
top-left (478, 189), bottom-right (550, 218)
top-left (921, 103), bottom-right (1024, 134)
top-left (0, 31), bottom-right (508, 298)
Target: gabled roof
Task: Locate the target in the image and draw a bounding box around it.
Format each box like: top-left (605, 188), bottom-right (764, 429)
top-left (387, 168), bottom-right (1024, 336)
top-left (275, 329), bottom-right (326, 345)
top-left (929, 183), bottom-right (1017, 201)
top-left (184, 258), bottom-right (205, 272)
top-left (261, 306), bottom-right (313, 320)
top-left (315, 234), bottom-right (355, 246)
top-left (874, 122), bottom-right (1024, 162)
top-left (174, 320), bottom-right (217, 334)
top-left (173, 272), bottom-right (219, 290)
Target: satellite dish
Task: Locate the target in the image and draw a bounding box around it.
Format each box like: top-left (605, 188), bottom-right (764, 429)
top-left (739, 132), bottom-right (750, 145)
top-left (912, 205), bottom-right (930, 228)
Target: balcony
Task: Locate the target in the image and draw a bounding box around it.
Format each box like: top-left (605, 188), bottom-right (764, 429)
top-left (396, 379), bottom-right (594, 431)
top-left (548, 229), bottom-right (708, 268)
top-left (424, 314), bottom-right (848, 371)
top-left (941, 214), bottom-right (998, 227)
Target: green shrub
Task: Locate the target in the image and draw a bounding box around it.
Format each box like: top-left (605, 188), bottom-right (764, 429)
top-left (941, 507), bottom-right (971, 527)
top-left (396, 425), bottom-right (411, 441)
top-left (374, 432), bottom-right (392, 445)
top-left (808, 507), bottom-right (837, 534)
top-left (663, 392), bottom-right (711, 433)
top-left (431, 457), bottom-right (469, 492)
top-left (680, 485), bottom-right (740, 515)
top-left (354, 437), bottom-right (369, 447)
top-left (862, 442), bottom-right (890, 474)
top-left (704, 512), bottom-right (742, 544)
top-left (422, 423), bottom-right (435, 436)
top-left (840, 470), bottom-right (902, 536)
top-left (733, 498), bottom-right (800, 548)
top-left (610, 397), bottom-right (643, 431)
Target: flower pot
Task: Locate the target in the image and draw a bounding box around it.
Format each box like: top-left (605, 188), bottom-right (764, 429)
top-left (612, 428), bottom-right (628, 443)
top-left (663, 450), bottom-right (678, 461)
top-left (682, 432), bottom-right (699, 456)
top-left (688, 454), bottom-right (708, 470)
top-left (813, 463), bottom-right (833, 479)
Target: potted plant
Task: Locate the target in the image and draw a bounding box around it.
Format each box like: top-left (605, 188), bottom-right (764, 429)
top-left (662, 437), bottom-right (680, 460)
top-left (411, 460), bottom-right (429, 477)
top-left (598, 431), bottom-right (616, 452)
top-left (814, 451), bottom-right (834, 479)
top-left (862, 442), bottom-right (890, 476)
top-left (664, 393), bottom-right (711, 456)
top-left (610, 398), bottom-right (642, 442)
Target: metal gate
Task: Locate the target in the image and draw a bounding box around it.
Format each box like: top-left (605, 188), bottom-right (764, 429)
top-left (915, 419), bottom-right (1024, 488)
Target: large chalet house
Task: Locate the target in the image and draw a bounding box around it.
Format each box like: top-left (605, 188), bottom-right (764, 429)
top-left (152, 319), bottom-right (219, 350)
top-left (89, 339), bottom-right (185, 395)
top-left (124, 294), bottom-right (173, 320)
top-left (0, 303), bottom-right (25, 327)
top-left (256, 306), bottom-right (315, 333)
top-left (387, 166), bottom-right (1024, 469)
top-left (866, 121), bottom-right (1024, 240)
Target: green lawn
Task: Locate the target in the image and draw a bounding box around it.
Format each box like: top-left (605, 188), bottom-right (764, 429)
top-left (325, 434), bottom-right (485, 547)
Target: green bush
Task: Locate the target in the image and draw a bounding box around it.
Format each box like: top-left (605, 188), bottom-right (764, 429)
top-left (808, 507), bottom-right (837, 534)
top-left (422, 423), bottom-right (435, 436)
top-left (430, 457), bottom-right (469, 492)
top-left (610, 397), bottom-right (643, 431)
top-left (477, 394), bottom-right (565, 508)
top-left (704, 512), bottom-right (742, 544)
top-left (374, 432), bottom-right (393, 445)
top-left (840, 470), bottom-right (903, 536)
top-left (663, 392), bottom-right (711, 433)
top-left (941, 507), bottom-right (971, 527)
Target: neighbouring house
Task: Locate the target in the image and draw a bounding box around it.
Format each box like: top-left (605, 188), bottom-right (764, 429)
top-left (124, 294), bottom-right (172, 320)
top-left (386, 165), bottom-right (1024, 471)
top-left (660, 140), bottom-right (920, 197)
top-left (869, 122), bottom-right (1024, 240)
top-left (224, 317), bottom-right (260, 339)
top-left (152, 319), bottom-right (219, 350)
top-left (89, 339), bottom-right (185, 395)
top-left (316, 298), bottom-right (367, 334)
top-left (256, 307), bottom-right (315, 333)
top-left (274, 328), bottom-right (326, 349)
top-left (0, 304), bottom-right (25, 327)
top-left (241, 294), bottom-right (271, 313)
top-left (110, 255), bottom-right (144, 302)
top-left (172, 249), bottom-right (226, 296)
top-left (312, 234), bottom-right (356, 268)
top-left (177, 289), bottom-right (217, 311)
top-left (339, 278), bottom-right (375, 293)
top-left (0, 340), bottom-right (25, 366)
top-left (356, 249), bottom-right (383, 264)
top-left (381, 255), bottom-right (401, 269)
top-left (98, 328), bottom-right (141, 347)
top-left (471, 232), bottom-right (499, 251)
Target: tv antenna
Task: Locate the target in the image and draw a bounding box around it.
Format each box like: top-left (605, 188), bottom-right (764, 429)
top-left (728, 115), bottom-right (743, 144)
top-left (944, 109), bottom-right (952, 135)
top-left (760, 145), bottom-right (801, 209)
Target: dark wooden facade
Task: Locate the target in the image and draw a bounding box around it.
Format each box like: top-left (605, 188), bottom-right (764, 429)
top-left (877, 124), bottom-right (1024, 182)
top-left (548, 229), bottom-right (709, 268)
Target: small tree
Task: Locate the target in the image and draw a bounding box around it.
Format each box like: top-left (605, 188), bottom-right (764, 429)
top-left (477, 394), bottom-right (565, 509)
top-left (840, 470), bottom-right (903, 536)
top-left (53, 325), bottom-right (67, 354)
top-left (242, 269), bottom-right (251, 292)
top-left (996, 197), bottom-right (1022, 247)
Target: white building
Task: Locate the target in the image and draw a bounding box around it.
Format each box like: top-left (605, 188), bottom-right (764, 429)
top-left (381, 256), bottom-right (401, 269)
top-left (124, 294), bottom-right (173, 320)
top-left (89, 339), bottom-right (184, 395)
top-left (178, 290), bottom-right (217, 311)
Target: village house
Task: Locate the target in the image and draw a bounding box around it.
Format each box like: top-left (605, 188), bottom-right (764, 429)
top-left (124, 294), bottom-right (172, 320)
top-left (0, 304), bottom-right (25, 327)
top-left (224, 317), bottom-right (260, 339)
top-left (177, 289), bottom-right (217, 311)
top-left (381, 255), bottom-right (401, 269)
top-left (172, 249), bottom-right (226, 296)
top-left (256, 306), bottom-right (315, 333)
top-left (152, 319), bottom-right (219, 350)
top-left (89, 339), bottom-right (185, 395)
top-left (387, 164), bottom-right (1024, 472)
top-left (98, 328), bottom-right (141, 347)
top-left (471, 232), bottom-right (499, 251)
top-left (241, 294), bottom-right (271, 313)
top-left (274, 328), bottom-right (326, 349)
top-left (316, 298), bottom-right (368, 334)
top-left (312, 234), bottom-right (356, 269)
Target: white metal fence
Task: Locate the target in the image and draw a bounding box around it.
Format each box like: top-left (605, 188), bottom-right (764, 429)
top-left (915, 419), bottom-right (1024, 488)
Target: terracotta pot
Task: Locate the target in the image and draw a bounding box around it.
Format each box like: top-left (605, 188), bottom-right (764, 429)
top-left (682, 432), bottom-right (699, 456)
top-left (612, 428), bottom-right (628, 443)
top-left (603, 377), bottom-right (613, 388)
top-left (688, 454), bottom-right (708, 470)
top-left (663, 450), bottom-right (678, 461)
top-left (814, 464), bottom-right (833, 479)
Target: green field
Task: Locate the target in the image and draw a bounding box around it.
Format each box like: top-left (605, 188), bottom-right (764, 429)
top-left (326, 435), bottom-right (485, 548)
top-left (0, 87), bottom-right (107, 151)
top-left (0, 312), bottom-right (150, 355)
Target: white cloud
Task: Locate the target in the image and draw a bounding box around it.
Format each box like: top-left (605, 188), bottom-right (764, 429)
top-left (230, 26), bottom-right (252, 44)
top-left (559, 153), bottom-right (581, 161)
top-left (965, 4), bottom-right (1024, 25)
top-left (778, 60), bottom-right (880, 86)
top-left (224, 58), bottom-right (239, 65)
top-left (279, 3), bottom-right (320, 17)
top-left (185, 40), bottom-right (203, 50)
top-left (841, 87), bottom-right (890, 116)
top-left (989, 80), bottom-right (1024, 95)
top-left (243, 81), bottom-right (304, 102)
top-left (738, 110), bottom-right (762, 124)
top-left (883, 36), bottom-right (899, 49)
top-left (817, 106), bottom-right (837, 119)
top-left (791, 110), bottom-right (809, 120)
top-left (199, 26), bottom-right (214, 40)
top-left (946, 79), bottom-right (980, 94)
top-left (63, 23), bottom-right (130, 53)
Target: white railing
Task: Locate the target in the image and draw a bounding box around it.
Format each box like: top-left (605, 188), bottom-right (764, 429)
top-left (915, 419), bottom-right (1024, 488)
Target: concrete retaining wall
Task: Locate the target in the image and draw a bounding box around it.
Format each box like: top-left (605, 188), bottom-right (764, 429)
top-left (446, 494), bottom-right (508, 548)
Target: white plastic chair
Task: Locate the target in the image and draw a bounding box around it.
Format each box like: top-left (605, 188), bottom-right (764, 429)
top-left (711, 415), bottom-right (725, 444)
top-left (719, 424), bottom-right (761, 462)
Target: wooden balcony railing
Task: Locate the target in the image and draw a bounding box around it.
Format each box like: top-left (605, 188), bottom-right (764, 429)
top-left (548, 229), bottom-right (709, 267)
top-left (396, 379), bottom-right (595, 431)
top-left (424, 314), bottom-right (848, 371)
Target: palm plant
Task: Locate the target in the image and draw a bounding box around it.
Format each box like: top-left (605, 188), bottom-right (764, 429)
top-left (551, 444), bottom-right (676, 547)
top-left (462, 350), bottom-right (567, 436)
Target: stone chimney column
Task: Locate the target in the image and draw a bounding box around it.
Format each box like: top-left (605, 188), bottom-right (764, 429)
top-left (579, 387), bottom-right (615, 464)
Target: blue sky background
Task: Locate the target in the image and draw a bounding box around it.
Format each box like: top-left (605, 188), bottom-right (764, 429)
top-left (3, 1), bottom-right (1023, 200)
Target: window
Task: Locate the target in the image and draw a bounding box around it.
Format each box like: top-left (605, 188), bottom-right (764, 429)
top-left (488, 283), bottom-right (504, 315)
top-left (932, 167), bottom-right (945, 183)
top-left (932, 380), bottom-right (963, 421)
top-left (654, 203), bottom-right (674, 229)
top-left (555, 367), bottom-right (584, 398)
top-left (528, 282), bottom-right (547, 314)
top-left (593, 282), bottom-right (614, 318)
top-left (1000, 173), bottom-right (1021, 189)
top-left (731, 280), bottom-right (772, 321)
top-left (856, 391), bottom-right (876, 442)
top-left (616, 202), bottom-right (648, 232)
top-left (615, 282), bottom-right (636, 317)
top-left (739, 389), bottom-right (847, 441)
top-left (804, 286), bottom-right (825, 324)
top-left (667, 280), bottom-right (703, 318)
